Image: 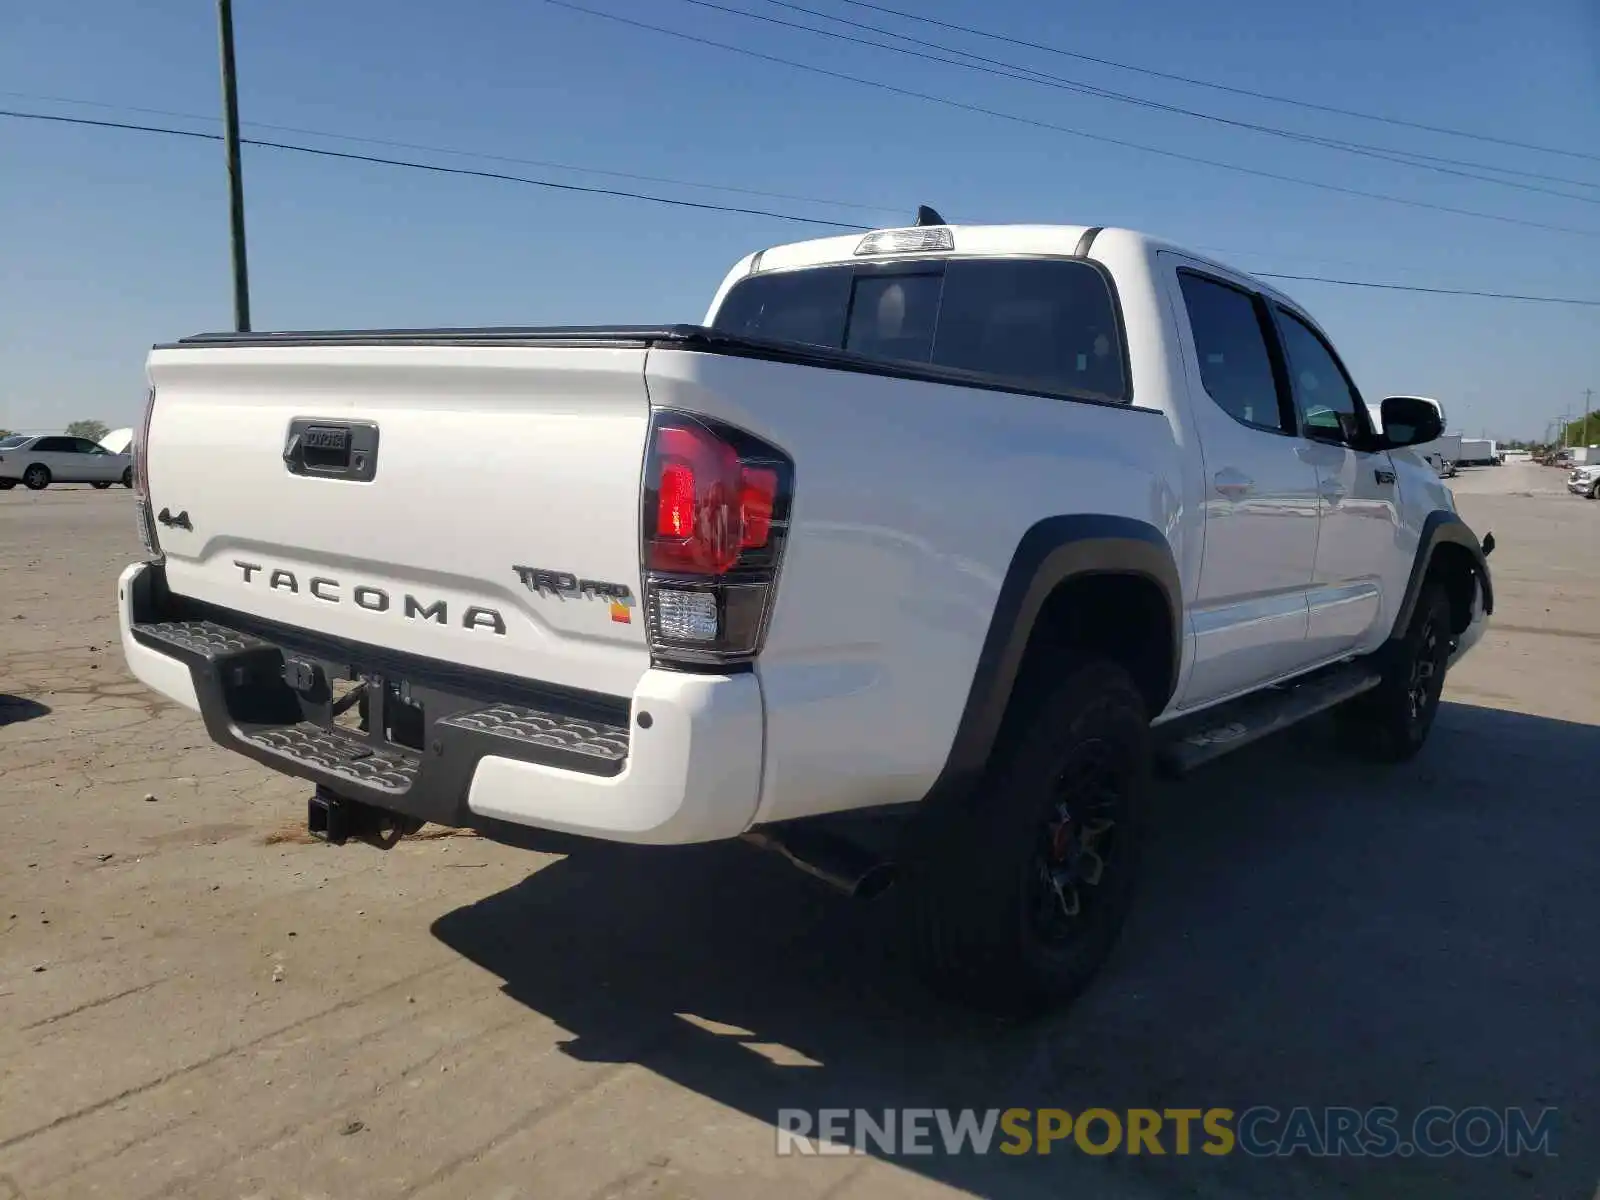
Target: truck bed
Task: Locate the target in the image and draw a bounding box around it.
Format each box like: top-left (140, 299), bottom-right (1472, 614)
top-left (166, 324), bottom-right (1140, 410)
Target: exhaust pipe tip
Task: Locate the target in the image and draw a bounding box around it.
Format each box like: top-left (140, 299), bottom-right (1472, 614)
top-left (853, 862), bottom-right (898, 901)
top-left (743, 827), bottom-right (896, 900)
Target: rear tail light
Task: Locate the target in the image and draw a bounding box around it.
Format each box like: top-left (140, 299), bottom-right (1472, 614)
top-left (133, 386), bottom-right (162, 561)
top-left (641, 412), bottom-right (793, 667)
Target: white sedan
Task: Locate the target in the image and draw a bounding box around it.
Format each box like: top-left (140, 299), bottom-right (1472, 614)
top-left (0, 434), bottom-right (133, 491)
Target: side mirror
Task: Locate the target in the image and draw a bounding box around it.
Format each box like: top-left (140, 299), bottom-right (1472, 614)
top-left (1377, 395), bottom-right (1444, 449)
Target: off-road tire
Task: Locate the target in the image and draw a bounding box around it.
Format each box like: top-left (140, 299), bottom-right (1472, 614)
top-left (22, 465), bottom-right (50, 491)
top-left (903, 661), bottom-right (1149, 1017)
top-left (1336, 582), bottom-right (1452, 763)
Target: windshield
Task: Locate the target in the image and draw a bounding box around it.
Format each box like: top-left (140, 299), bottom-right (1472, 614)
top-left (0, 435), bottom-right (30, 449)
top-left (713, 256), bottom-right (1128, 404)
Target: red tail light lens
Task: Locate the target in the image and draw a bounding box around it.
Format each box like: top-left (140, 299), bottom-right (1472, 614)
top-left (740, 467), bottom-right (777, 550)
top-left (642, 413), bottom-right (793, 667)
top-left (133, 387), bottom-right (162, 561)
top-left (648, 422), bottom-right (783, 575)
top-left (657, 460), bottom-right (696, 539)
top-left (650, 424), bottom-right (745, 574)
top-left (133, 386), bottom-right (155, 496)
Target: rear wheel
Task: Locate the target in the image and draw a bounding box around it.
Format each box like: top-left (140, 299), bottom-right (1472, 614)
top-left (22, 464), bottom-right (50, 491)
top-left (903, 661), bottom-right (1149, 1017)
top-left (92, 481), bottom-right (112, 490)
top-left (0, 480), bottom-right (15, 490)
top-left (1337, 582), bottom-right (1452, 762)
top-left (121, 467), bottom-right (134, 488)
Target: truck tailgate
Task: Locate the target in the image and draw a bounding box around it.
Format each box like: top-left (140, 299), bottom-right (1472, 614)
top-left (143, 342), bottom-right (652, 698)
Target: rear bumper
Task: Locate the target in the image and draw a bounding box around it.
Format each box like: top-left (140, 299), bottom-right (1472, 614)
top-left (118, 561), bottom-right (764, 844)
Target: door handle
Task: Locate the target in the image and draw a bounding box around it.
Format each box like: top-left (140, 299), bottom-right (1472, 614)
top-left (1374, 468), bottom-right (1396, 485)
top-left (283, 420), bottom-right (380, 482)
top-left (1213, 469), bottom-right (1253, 499)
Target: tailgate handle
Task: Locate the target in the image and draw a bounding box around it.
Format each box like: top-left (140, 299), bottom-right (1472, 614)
top-left (284, 419), bottom-right (380, 483)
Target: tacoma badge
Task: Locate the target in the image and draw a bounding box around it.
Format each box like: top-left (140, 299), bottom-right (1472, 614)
top-left (233, 560), bottom-right (505, 634)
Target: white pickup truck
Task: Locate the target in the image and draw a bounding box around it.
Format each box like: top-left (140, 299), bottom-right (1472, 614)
top-left (119, 218), bottom-right (1494, 1015)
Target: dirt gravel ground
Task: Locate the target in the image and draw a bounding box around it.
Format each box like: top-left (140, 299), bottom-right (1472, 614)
top-left (2, 463), bottom-right (1597, 1200)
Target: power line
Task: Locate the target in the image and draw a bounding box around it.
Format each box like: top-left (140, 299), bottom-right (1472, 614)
top-left (1297, 139), bottom-right (1600, 193)
top-left (0, 89), bottom-right (903, 217)
top-left (761, 0), bottom-right (1600, 192)
top-left (5, 106), bottom-right (1599, 307)
top-left (699, 0), bottom-right (1600, 204)
top-left (12, 87), bottom-right (1591, 287)
top-left (543, 0), bottom-right (1600, 239)
top-left (0, 108), bottom-right (869, 230)
top-left (12, 91), bottom-right (1591, 288)
top-left (1253, 274), bottom-right (1600, 306)
top-left (822, 0), bottom-right (1600, 165)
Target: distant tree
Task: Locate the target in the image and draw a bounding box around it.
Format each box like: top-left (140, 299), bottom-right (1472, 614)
top-left (1560, 411), bottom-right (1600, 447)
top-left (65, 419), bottom-right (110, 443)
top-left (0, 429), bottom-right (12, 439)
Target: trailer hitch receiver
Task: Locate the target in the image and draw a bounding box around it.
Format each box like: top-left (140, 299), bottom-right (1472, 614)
top-left (309, 786), bottom-right (423, 850)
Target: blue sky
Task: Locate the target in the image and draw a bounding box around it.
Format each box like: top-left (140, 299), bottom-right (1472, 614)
top-left (2, 0), bottom-right (1596, 439)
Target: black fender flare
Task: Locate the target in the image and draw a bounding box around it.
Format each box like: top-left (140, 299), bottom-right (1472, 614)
top-left (1390, 510), bottom-right (1494, 639)
top-left (924, 514), bottom-right (1182, 800)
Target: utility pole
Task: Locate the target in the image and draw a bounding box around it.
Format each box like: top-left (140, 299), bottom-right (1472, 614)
top-left (218, 0), bottom-right (251, 332)
top-left (1584, 388), bottom-right (1594, 448)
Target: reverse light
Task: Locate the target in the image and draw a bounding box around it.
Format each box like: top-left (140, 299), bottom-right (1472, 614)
top-left (642, 413), bottom-right (793, 667)
top-left (653, 588), bottom-right (720, 641)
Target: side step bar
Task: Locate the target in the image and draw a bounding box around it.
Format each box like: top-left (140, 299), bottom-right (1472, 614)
top-left (1156, 662), bottom-right (1383, 776)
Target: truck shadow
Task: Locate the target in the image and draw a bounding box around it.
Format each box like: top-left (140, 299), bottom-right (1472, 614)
top-left (0, 695), bottom-right (51, 726)
top-left (431, 701), bottom-right (1600, 1199)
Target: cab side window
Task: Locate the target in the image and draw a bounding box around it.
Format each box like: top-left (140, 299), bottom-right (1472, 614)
top-left (933, 257), bottom-right (1127, 402)
top-left (1177, 272), bottom-right (1291, 433)
top-left (1275, 309), bottom-right (1366, 444)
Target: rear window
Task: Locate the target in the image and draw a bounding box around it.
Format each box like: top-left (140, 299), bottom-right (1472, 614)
top-left (845, 271), bottom-right (941, 364)
top-left (714, 265), bottom-right (851, 349)
top-left (0, 435), bottom-right (28, 449)
top-left (712, 257), bottom-right (1127, 403)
